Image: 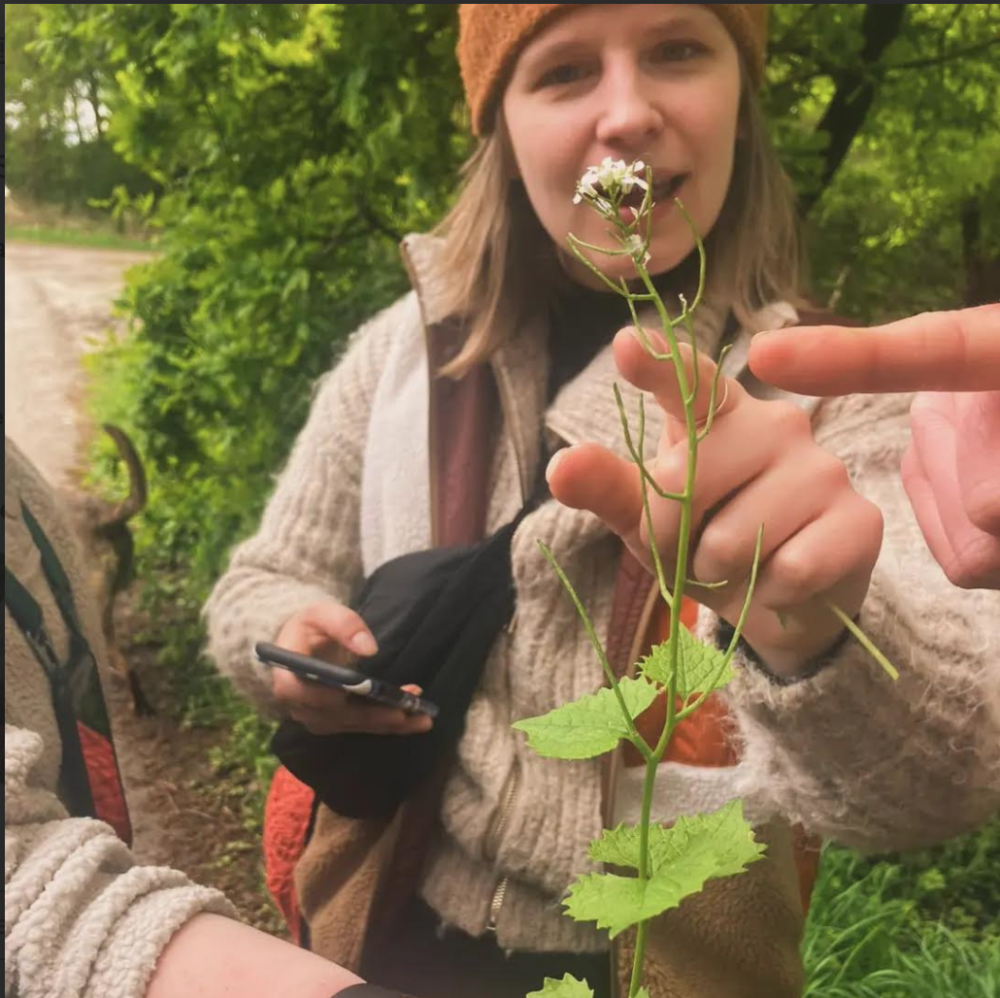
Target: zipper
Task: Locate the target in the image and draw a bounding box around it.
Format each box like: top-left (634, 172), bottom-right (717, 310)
top-left (484, 764), bottom-right (520, 933)
top-left (476, 355), bottom-right (528, 935)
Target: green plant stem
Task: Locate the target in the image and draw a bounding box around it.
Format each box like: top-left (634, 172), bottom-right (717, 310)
top-left (697, 345), bottom-right (734, 442)
top-left (825, 599), bottom-right (900, 681)
top-left (614, 384), bottom-right (686, 503)
top-left (675, 526), bottom-right (765, 724)
top-left (556, 179), bottom-right (898, 997)
top-left (538, 542), bottom-right (651, 758)
top-left (626, 258), bottom-right (703, 997)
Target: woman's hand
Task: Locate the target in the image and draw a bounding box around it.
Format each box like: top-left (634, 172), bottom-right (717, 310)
top-left (903, 391), bottom-right (1000, 590)
top-left (548, 328), bottom-right (884, 677)
top-left (271, 601), bottom-right (432, 736)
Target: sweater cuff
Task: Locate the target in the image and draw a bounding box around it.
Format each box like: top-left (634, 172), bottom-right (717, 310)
top-left (716, 616), bottom-right (855, 688)
top-left (205, 576), bottom-right (342, 716)
top-left (84, 880), bottom-right (234, 998)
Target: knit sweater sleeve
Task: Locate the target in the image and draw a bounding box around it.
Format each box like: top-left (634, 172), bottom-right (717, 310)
top-left (203, 295), bottom-right (410, 714)
top-left (4, 722), bottom-right (234, 998)
top-left (714, 390), bottom-right (1000, 852)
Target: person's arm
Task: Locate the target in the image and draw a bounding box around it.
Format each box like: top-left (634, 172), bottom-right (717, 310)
top-left (549, 330), bottom-right (1000, 852)
top-left (146, 913), bottom-right (363, 998)
top-left (748, 304), bottom-right (1000, 590)
top-left (203, 295), bottom-right (417, 713)
top-left (746, 304), bottom-right (1000, 395)
top-left (5, 719), bottom-right (365, 998)
top-left (4, 718), bottom-right (229, 998)
top-left (716, 388), bottom-right (1000, 851)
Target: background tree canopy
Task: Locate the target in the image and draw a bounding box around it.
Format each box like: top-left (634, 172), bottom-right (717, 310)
top-left (8, 2), bottom-right (995, 600)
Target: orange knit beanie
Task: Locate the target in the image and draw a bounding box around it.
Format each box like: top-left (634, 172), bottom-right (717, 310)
top-left (458, 4), bottom-right (769, 136)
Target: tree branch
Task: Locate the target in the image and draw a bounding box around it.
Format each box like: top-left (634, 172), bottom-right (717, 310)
top-left (881, 37), bottom-right (1000, 73)
top-left (771, 36), bottom-right (998, 95)
top-left (800, 3), bottom-right (909, 215)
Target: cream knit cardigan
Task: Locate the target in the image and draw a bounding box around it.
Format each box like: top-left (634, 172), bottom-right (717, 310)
top-left (205, 234), bottom-right (1000, 953)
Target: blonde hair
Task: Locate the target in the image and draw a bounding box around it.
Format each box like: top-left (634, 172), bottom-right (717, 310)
top-left (433, 72), bottom-right (805, 378)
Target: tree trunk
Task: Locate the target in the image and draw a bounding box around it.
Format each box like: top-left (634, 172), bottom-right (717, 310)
top-left (801, 4), bottom-right (908, 215)
top-left (962, 198), bottom-right (1000, 307)
top-left (70, 88), bottom-right (86, 146)
top-left (87, 76), bottom-right (105, 138)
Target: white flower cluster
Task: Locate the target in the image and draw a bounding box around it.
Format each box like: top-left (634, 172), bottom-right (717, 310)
top-left (573, 158), bottom-right (653, 266)
top-left (573, 157), bottom-right (648, 207)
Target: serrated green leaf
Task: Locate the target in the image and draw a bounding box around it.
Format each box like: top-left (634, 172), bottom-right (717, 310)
top-left (565, 801), bottom-right (765, 936)
top-left (513, 677), bottom-right (657, 760)
top-left (588, 823), bottom-right (648, 872)
top-left (526, 974), bottom-right (594, 998)
top-left (637, 630), bottom-right (734, 698)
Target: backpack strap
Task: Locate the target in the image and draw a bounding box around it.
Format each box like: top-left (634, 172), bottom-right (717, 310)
top-left (5, 563), bottom-right (98, 821)
top-left (5, 503), bottom-right (131, 841)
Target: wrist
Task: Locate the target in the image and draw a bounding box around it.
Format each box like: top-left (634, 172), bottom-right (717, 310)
top-left (720, 618), bottom-right (854, 685)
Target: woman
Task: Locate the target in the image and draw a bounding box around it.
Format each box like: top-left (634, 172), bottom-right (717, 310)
top-left (205, 6), bottom-right (1000, 996)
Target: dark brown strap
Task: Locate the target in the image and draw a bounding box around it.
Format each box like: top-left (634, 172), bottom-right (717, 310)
top-left (426, 317), bottom-right (498, 547)
top-left (605, 550), bottom-right (653, 681)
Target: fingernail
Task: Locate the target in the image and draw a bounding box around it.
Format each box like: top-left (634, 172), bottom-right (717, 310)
top-left (752, 329), bottom-right (778, 342)
top-left (350, 631), bottom-right (378, 656)
top-left (546, 448), bottom-right (569, 483)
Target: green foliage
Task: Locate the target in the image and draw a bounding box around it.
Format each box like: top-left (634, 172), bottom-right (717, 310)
top-left (803, 822), bottom-right (1000, 995)
top-left (512, 677), bottom-right (658, 761)
top-left (32, 4), bottom-right (468, 725)
top-left (4, 225), bottom-right (152, 252)
top-left (5, 4), bottom-right (155, 212)
top-left (765, 4), bottom-right (1000, 316)
top-left (526, 976), bottom-right (595, 998)
top-left (565, 803), bottom-right (765, 938)
top-left (637, 630), bottom-right (734, 698)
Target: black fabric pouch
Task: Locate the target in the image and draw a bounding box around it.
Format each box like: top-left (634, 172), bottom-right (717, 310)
top-left (270, 508), bottom-right (529, 820)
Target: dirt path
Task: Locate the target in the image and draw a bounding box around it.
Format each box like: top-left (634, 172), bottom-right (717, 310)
top-left (5, 240), bottom-right (282, 932)
top-left (5, 241), bottom-right (149, 486)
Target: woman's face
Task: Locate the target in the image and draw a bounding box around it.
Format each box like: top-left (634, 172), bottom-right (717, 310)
top-left (502, 4), bottom-right (742, 284)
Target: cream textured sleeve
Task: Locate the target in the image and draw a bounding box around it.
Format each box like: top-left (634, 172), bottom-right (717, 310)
top-left (4, 722), bottom-right (234, 998)
top-left (717, 390), bottom-right (1000, 851)
top-left (203, 296), bottom-right (408, 714)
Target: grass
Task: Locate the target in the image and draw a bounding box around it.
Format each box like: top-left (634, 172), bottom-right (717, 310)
top-left (803, 825), bottom-right (1000, 996)
top-left (5, 224), bottom-right (153, 252)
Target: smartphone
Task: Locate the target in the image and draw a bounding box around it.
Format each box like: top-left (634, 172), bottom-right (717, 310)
top-left (254, 642), bottom-right (439, 719)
